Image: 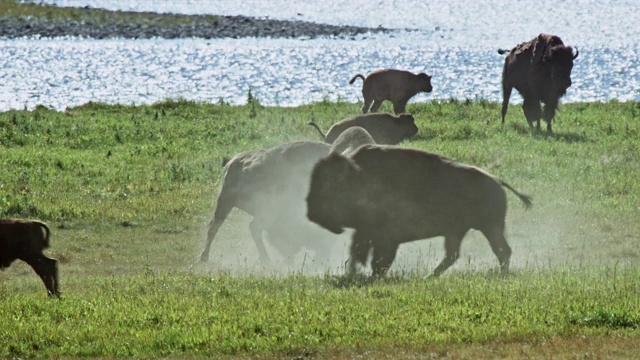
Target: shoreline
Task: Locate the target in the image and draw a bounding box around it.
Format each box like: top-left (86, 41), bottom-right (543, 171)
top-left (0, 4), bottom-right (389, 39)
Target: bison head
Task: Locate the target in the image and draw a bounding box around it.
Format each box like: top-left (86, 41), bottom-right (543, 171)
top-left (544, 45), bottom-right (578, 93)
top-left (417, 73), bottom-right (433, 93)
top-left (306, 152), bottom-right (361, 234)
top-left (398, 113), bottom-right (419, 138)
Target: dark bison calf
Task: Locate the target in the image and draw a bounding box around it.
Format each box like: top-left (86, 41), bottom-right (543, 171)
top-left (308, 112), bottom-right (418, 145)
top-left (349, 69), bottom-right (433, 114)
top-left (499, 33), bottom-right (579, 132)
top-left (0, 219), bottom-right (59, 297)
top-left (306, 145), bottom-right (532, 277)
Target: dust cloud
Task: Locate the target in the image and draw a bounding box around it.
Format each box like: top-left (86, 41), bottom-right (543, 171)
top-left (191, 163), bottom-right (632, 278)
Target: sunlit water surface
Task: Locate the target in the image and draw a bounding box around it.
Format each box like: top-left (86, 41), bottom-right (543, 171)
top-left (2, 0), bottom-right (638, 110)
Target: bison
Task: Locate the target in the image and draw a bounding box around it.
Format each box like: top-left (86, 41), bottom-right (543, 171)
top-left (0, 219), bottom-right (60, 297)
top-left (306, 145), bottom-right (532, 277)
top-left (308, 113), bottom-right (418, 145)
top-left (349, 69), bottom-right (433, 114)
top-left (498, 33), bottom-right (579, 132)
top-left (200, 141), bottom-right (339, 264)
top-left (329, 126), bottom-right (376, 156)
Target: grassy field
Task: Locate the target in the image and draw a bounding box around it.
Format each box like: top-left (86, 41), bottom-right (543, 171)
top-left (1, 98), bottom-right (640, 358)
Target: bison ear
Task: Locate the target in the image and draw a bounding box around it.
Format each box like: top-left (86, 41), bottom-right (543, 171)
top-left (531, 34), bottom-right (548, 64)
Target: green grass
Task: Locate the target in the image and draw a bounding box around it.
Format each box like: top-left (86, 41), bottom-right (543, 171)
top-left (0, 0), bottom-right (218, 26)
top-left (1, 98), bottom-right (640, 358)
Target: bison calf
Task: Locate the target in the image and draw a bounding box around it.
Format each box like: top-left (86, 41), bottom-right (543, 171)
top-left (499, 33), bottom-right (578, 132)
top-left (308, 112), bottom-right (418, 145)
top-left (0, 219), bottom-right (59, 297)
top-left (349, 69), bottom-right (433, 114)
top-left (306, 145), bottom-right (532, 277)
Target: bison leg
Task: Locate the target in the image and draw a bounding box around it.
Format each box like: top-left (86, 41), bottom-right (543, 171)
top-left (501, 84), bottom-right (512, 124)
top-left (542, 100), bottom-right (557, 132)
top-left (200, 196), bottom-right (235, 262)
top-left (522, 98), bottom-right (542, 130)
top-left (348, 230), bottom-right (373, 274)
top-left (392, 100), bottom-right (407, 115)
top-left (249, 219), bottom-right (271, 263)
top-left (481, 227), bottom-right (512, 274)
top-left (431, 232), bottom-right (465, 277)
top-left (369, 99), bottom-right (384, 113)
top-left (25, 255), bottom-right (59, 297)
top-left (370, 242), bottom-right (399, 277)
top-left (361, 96), bottom-right (373, 114)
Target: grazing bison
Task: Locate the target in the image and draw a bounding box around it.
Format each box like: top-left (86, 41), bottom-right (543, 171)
top-left (329, 126), bottom-right (376, 155)
top-left (306, 145), bottom-right (532, 277)
top-left (308, 113), bottom-right (418, 145)
top-left (0, 219), bottom-right (59, 297)
top-left (498, 33), bottom-right (579, 132)
top-left (349, 69), bottom-right (433, 114)
top-left (200, 141), bottom-right (339, 264)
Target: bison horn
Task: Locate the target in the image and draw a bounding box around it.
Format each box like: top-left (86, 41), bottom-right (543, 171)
top-left (573, 47), bottom-right (579, 60)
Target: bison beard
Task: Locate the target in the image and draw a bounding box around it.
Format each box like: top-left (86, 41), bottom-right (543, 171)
top-left (306, 145), bottom-right (532, 277)
top-left (0, 219), bottom-right (60, 297)
top-left (499, 33), bottom-right (578, 132)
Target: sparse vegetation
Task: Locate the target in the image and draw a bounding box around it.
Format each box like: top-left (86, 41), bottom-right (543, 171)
top-left (1, 99), bottom-right (640, 358)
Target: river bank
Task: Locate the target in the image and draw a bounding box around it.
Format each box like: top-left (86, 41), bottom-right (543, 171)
top-left (0, 1), bottom-right (388, 39)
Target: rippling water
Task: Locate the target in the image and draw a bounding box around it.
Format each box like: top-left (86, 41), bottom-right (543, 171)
top-left (3, 0), bottom-right (639, 111)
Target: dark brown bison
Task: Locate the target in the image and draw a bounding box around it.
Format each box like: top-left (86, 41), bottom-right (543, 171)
top-left (306, 145), bottom-right (532, 277)
top-left (349, 69), bottom-right (433, 114)
top-left (1, 219), bottom-right (59, 297)
top-left (499, 33), bottom-right (579, 132)
top-left (308, 113), bottom-right (418, 145)
top-left (200, 141), bottom-right (338, 263)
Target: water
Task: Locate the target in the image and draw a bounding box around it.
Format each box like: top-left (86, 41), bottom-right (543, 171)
top-left (2, 0), bottom-right (639, 111)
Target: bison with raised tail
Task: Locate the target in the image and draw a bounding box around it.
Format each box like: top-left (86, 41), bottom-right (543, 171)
top-left (1, 219), bottom-right (60, 297)
top-left (349, 69), bottom-right (433, 114)
top-left (306, 145), bottom-right (532, 277)
top-left (498, 33), bottom-right (578, 132)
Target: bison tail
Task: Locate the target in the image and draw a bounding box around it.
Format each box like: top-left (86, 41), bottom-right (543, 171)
top-left (37, 221), bottom-right (51, 248)
top-left (349, 74), bottom-right (365, 84)
top-left (497, 49), bottom-right (510, 55)
top-left (500, 181), bottom-right (533, 210)
top-left (307, 121), bottom-right (327, 141)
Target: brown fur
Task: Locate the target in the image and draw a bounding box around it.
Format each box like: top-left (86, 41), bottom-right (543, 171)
top-left (0, 218), bottom-right (59, 297)
top-left (499, 33), bottom-right (578, 132)
top-left (308, 113), bottom-right (418, 145)
top-left (306, 145), bottom-right (532, 277)
top-left (200, 141), bottom-right (337, 263)
top-left (329, 126), bottom-right (376, 155)
top-left (349, 69), bottom-right (433, 114)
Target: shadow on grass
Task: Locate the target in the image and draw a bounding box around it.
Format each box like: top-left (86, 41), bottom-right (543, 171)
top-left (507, 122), bottom-right (590, 143)
top-left (325, 268), bottom-right (514, 288)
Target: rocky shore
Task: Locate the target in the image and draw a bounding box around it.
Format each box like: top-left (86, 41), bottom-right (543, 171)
top-left (0, 12), bottom-right (389, 40)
